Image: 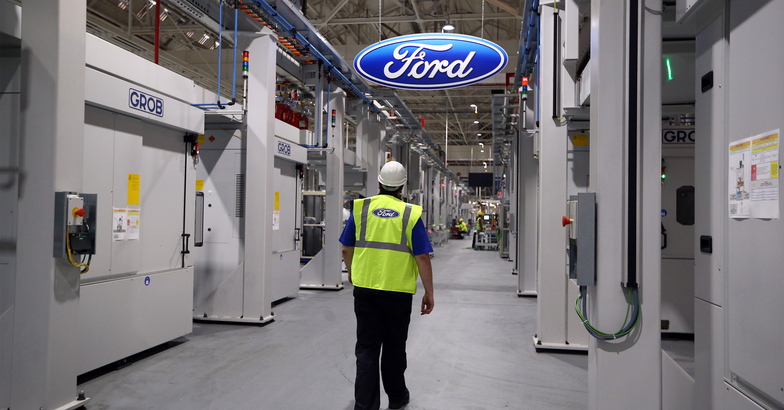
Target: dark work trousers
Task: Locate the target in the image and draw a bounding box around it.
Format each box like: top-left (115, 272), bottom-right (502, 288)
top-left (353, 287), bottom-right (413, 410)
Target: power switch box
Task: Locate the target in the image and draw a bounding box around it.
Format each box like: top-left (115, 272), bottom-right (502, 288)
top-left (54, 191), bottom-right (97, 258)
top-left (576, 192), bottom-right (597, 286)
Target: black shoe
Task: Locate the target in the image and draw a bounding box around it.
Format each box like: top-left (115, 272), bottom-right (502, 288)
top-left (389, 392), bottom-right (410, 410)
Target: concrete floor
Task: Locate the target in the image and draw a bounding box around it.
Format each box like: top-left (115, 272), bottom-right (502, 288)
top-left (80, 239), bottom-right (588, 410)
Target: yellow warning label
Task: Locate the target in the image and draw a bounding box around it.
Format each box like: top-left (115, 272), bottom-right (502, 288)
top-left (752, 133), bottom-right (778, 154)
top-left (773, 161), bottom-right (779, 179)
top-left (127, 174), bottom-right (140, 205)
top-left (198, 134), bottom-right (205, 145)
top-left (730, 141), bottom-right (751, 153)
top-left (196, 180), bottom-right (204, 191)
top-left (572, 134), bottom-right (589, 146)
top-left (274, 191), bottom-right (280, 211)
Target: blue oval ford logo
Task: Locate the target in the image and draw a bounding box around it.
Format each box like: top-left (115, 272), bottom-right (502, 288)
top-left (373, 208), bottom-right (400, 219)
top-left (354, 34), bottom-right (508, 90)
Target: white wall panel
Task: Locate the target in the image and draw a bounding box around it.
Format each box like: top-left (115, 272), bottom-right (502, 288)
top-left (110, 114), bottom-right (144, 276)
top-left (0, 46), bottom-right (20, 410)
top-left (662, 350), bottom-right (695, 410)
top-left (82, 106), bottom-right (116, 280)
top-left (727, 0), bottom-right (784, 406)
top-left (78, 267), bottom-right (193, 375)
top-left (723, 384), bottom-right (766, 410)
top-left (694, 299), bottom-right (724, 410)
top-left (193, 129), bottom-right (245, 318)
top-left (140, 120), bottom-right (194, 271)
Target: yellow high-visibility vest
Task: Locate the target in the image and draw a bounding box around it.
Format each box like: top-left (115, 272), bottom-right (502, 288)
top-left (351, 195), bottom-right (423, 294)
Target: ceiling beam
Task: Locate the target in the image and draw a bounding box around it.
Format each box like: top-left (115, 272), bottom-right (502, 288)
top-left (312, 12), bottom-right (519, 26)
top-left (317, 0), bottom-right (352, 28)
top-left (485, 0), bottom-right (523, 17)
top-left (130, 25), bottom-right (205, 35)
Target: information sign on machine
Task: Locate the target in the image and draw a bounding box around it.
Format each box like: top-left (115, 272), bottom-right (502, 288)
top-left (128, 88), bottom-right (164, 117)
top-left (662, 128), bottom-right (695, 144)
top-left (728, 129), bottom-right (779, 219)
top-left (277, 141), bottom-right (291, 156)
top-left (113, 173), bottom-right (142, 241)
top-left (272, 191), bottom-right (280, 231)
top-left (113, 208), bottom-right (140, 241)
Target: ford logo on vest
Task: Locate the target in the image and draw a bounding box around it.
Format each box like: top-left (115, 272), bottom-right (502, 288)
top-left (354, 34), bottom-right (508, 90)
top-left (373, 208), bottom-right (400, 219)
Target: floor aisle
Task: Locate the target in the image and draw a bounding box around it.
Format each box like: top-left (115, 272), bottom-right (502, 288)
top-left (80, 239), bottom-right (588, 410)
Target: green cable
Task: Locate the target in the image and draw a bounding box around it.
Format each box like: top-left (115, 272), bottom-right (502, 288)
top-left (575, 288), bottom-right (640, 339)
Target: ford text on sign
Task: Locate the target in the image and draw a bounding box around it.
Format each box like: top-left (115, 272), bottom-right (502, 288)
top-left (662, 129), bottom-right (695, 144)
top-left (354, 34), bottom-right (508, 90)
top-left (129, 88), bottom-right (164, 117)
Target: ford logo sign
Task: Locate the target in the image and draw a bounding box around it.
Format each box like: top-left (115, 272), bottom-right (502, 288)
top-left (354, 34), bottom-right (508, 90)
top-left (373, 208), bottom-right (400, 219)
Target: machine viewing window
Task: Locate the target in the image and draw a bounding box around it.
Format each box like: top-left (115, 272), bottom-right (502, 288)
top-left (195, 192), bottom-right (204, 247)
top-left (676, 186), bottom-right (695, 226)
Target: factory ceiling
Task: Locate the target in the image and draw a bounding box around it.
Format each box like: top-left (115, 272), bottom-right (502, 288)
top-left (303, 0), bottom-right (524, 146)
top-left (84, 0), bottom-right (524, 148)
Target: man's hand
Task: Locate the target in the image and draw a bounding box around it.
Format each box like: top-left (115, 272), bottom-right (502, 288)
top-left (342, 246), bottom-right (354, 284)
top-left (421, 293), bottom-right (434, 315)
top-left (415, 253), bottom-right (434, 315)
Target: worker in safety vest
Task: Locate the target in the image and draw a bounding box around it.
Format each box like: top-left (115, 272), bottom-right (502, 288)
top-left (340, 160), bottom-right (434, 410)
top-left (476, 210), bottom-right (484, 232)
top-left (459, 218), bottom-right (468, 234)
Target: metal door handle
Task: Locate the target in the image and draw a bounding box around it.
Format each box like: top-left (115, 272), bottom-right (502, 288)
top-left (661, 223), bottom-right (667, 250)
top-left (182, 233), bottom-right (191, 254)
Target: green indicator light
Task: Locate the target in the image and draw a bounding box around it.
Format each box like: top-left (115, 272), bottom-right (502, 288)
top-left (666, 58), bottom-right (673, 81)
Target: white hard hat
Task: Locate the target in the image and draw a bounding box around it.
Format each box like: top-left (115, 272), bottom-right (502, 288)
top-left (378, 161), bottom-right (407, 188)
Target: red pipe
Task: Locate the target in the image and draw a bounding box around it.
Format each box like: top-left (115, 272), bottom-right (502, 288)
top-left (155, 0), bottom-right (160, 64)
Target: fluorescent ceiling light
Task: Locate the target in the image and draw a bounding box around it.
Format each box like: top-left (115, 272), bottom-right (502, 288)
top-left (442, 24), bottom-right (455, 32)
top-left (474, 120), bottom-right (479, 124)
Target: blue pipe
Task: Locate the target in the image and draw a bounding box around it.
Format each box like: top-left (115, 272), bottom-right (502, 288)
top-left (210, 3), bottom-right (238, 109)
top-left (232, 6), bottom-right (238, 100)
top-left (536, 33), bottom-right (540, 124)
top-left (218, 4), bottom-right (223, 103)
top-left (519, 0), bottom-right (540, 79)
top-left (324, 79), bottom-right (331, 148)
top-left (250, 0), bottom-right (381, 115)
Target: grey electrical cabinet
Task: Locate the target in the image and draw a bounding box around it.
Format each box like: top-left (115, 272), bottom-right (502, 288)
top-left (576, 192), bottom-right (596, 286)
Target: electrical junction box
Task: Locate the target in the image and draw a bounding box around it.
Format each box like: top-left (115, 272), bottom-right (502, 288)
top-left (575, 192), bottom-right (596, 286)
top-left (54, 191), bottom-right (97, 258)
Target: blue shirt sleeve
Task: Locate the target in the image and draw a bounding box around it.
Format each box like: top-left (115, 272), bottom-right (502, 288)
top-left (411, 219), bottom-right (434, 255)
top-left (339, 212), bottom-right (356, 246)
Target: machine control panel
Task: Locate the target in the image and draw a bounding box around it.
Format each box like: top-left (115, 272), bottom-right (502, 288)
top-left (67, 194), bottom-right (86, 226)
top-left (54, 191), bottom-right (97, 259)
